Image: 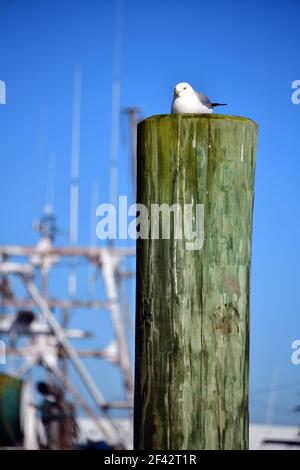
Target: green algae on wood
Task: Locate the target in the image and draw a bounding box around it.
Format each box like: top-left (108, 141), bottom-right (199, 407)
top-left (134, 114), bottom-right (258, 450)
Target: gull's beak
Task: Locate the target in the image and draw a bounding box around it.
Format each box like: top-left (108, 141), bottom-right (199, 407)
top-left (174, 89), bottom-right (179, 96)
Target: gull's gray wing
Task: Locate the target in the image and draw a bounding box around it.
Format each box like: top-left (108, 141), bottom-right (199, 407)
top-left (196, 92), bottom-right (213, 109)
top-left (197, 91), bottom-right (227, 108)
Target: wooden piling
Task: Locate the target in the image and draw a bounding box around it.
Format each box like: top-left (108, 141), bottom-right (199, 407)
top-left (134, 114), bottom-right (258, 450)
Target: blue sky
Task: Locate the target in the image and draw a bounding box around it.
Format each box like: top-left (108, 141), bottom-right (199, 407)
top-left (0, 0), bottom-right (300, 425)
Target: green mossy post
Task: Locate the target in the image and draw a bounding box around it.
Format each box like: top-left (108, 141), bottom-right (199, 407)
top-left (134, 114), bottom-right (258, 450)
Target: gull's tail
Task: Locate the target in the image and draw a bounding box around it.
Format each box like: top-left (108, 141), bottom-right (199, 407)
top-left (211, 103), bottom-right (227, 107)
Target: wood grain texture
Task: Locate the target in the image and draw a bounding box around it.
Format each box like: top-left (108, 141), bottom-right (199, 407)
top-left (134, 114), bottom-right (258, 450)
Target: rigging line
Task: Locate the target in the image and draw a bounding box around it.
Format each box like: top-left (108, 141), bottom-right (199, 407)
top-left (251, 397), bottom-right (296, 415)
top-left (251, 379), bottom-right (300, 396)
top-left (88, 181), bottom-right (100, 293)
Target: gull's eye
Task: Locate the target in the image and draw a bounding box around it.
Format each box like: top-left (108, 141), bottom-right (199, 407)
top-left (183, 86), bottom-right (187, 89)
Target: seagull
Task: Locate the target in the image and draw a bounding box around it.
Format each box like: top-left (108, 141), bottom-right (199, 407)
top-left (171, 82), bottom-right (227, 114)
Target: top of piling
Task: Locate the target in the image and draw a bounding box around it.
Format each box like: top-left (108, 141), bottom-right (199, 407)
top-left (138, 113), bottom-right (258, 129)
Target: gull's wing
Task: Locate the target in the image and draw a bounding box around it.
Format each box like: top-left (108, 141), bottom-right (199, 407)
top-left (197, 91), bottom-right (227, 108)
top-left (196, 92), bottom-right (213, 109)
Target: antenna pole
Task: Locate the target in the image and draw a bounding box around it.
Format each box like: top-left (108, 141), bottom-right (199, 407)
top-left (109, 0), bottom-right (123, 243)
top-left (69, 66), bottom-right (82, 297)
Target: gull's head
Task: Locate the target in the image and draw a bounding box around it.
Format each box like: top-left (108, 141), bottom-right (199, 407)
top-left (173, 82), bottom-right (194, 97)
